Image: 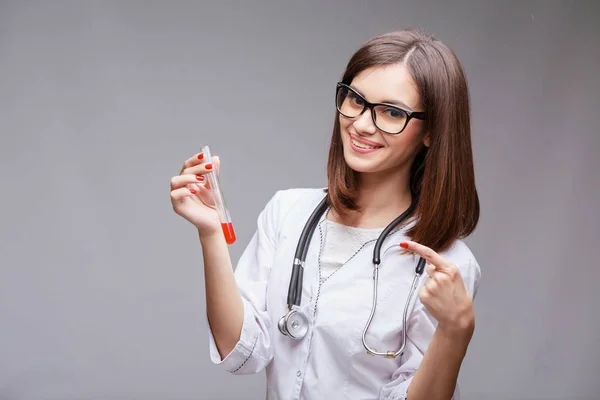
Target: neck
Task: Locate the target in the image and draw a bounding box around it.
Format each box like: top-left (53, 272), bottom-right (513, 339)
top-left (331, 167), bottom-right (413, 229)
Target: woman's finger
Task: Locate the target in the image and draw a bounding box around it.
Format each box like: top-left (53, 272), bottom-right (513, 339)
top-left (170, 186), bottom-right (198, 202)
top-left (424, 275), bottom-right (437, 292)
top-left (179, 152), bottom-right (206, 174)
top-left (400, 241), bottom-right (451, 272)
top-left (181, 161), bottom-right (216, 176)
top-left (425, 263), bottom-right (435, 277)
top-left (170, 174), bottom-right (205, 190)
top-left (211, 155), bottom-right (221, 174)
top-left (193, 181), bottom-right (216, 207)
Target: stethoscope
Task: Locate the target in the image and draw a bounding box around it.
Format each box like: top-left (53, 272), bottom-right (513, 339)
top-left (277, 194), bottom-right (427, 358)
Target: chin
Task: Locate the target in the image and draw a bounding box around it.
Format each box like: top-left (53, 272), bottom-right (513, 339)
top-left (346, 161), bottom-right (383, 174)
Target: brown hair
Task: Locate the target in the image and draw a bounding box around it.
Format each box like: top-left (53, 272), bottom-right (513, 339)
top-left (326, 28), bottom-right (479, 252)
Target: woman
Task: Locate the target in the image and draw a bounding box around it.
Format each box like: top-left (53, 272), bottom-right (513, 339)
top-left (170, 28), bottom-right (481, 400)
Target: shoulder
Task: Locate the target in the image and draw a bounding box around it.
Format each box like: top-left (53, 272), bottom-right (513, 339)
top-left (258, 186), bottom-right (327, 236)
top-left (272, 187), bottom-right (327, 204)
top-left (439, 239), bottom-right (482, 298)
top-left (266, 187), bottom-right (327, 216)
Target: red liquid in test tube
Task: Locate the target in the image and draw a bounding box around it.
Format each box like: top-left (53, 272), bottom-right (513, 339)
top-left (221, 222), bottom-right (236, 245)
top-left (200, 145), bottom-right (236, 245)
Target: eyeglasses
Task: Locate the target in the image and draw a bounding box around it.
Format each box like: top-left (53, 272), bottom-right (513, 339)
top-left (335, 82), bottom-right (426, 134)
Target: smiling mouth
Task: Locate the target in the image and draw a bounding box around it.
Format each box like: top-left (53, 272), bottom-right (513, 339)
top-left (350, 137), bottom-right (383, 150)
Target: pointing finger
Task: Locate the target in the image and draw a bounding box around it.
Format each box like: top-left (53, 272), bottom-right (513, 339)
top-left (400, 241), bottom-right (451, 272)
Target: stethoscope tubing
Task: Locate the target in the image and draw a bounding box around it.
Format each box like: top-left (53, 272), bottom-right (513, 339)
top-left (280, 192), bottom-right (426, 358)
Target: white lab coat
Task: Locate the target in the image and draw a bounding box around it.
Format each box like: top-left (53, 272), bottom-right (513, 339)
top-left (207, 188), bottom-right (481, 400)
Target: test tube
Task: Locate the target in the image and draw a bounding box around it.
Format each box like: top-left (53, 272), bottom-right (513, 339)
top-left (200, 145), bottom-right (236, 245)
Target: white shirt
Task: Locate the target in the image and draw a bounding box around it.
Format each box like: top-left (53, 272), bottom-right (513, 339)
top-left (320, 220), bottom-right (383, 283)
top-left (207, 188), bottom-right (482, 400)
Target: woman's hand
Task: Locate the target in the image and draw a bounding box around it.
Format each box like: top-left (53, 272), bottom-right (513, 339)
top-left (400, 241), bottom-right (475, 337)
top-left (170, 152), bottom-right (222, 238)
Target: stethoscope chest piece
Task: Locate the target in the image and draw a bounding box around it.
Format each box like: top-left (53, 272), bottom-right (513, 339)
top-left (278, 309), bottom-right (309, 340)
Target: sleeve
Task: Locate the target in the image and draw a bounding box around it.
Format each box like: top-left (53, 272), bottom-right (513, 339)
top-left (377, 255), bottom-right (482, 400)
top-left (206, 190), bottom-right (283, 375)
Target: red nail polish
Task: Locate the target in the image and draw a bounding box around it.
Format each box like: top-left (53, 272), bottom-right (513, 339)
top-left (205, 163), bottom-right (213, 170)
top-left (189, 188), bottom-right (197, 194)
top-left (197, 153), bottom-right (204, 160)
top-left (400, 242), bottom-right (408, 249)
top-left (196, 175), bottom-right (204, 181)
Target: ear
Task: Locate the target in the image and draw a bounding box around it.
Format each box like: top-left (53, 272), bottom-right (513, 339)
top-left (422, 133), bottom-right (431, 148)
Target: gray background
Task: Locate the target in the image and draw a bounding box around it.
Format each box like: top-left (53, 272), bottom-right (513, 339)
top-left (1, 1), bottom-right (599, 399)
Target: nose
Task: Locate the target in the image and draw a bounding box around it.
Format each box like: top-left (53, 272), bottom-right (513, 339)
top-left (352, 108), bottom-right (377, 135)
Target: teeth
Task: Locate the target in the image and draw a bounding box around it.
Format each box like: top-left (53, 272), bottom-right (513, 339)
top-left (352, 138), bottom-right (379, 150)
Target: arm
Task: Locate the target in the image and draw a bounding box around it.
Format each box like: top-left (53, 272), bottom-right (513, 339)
top-left (377, 304), bottom-right (471, 400)
top-left (203, 191), bottom-right (283, 374)
top-left (379, 245), bottom-right (481, 400)
top-left (171, 154), bottom-right (281, 374)
top-left (406, 314), bottom-right (474, 399)
top-left (200, 231), bottom-right (244, 359)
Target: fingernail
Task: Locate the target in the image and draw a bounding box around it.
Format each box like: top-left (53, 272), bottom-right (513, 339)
top-left (197, 153), bottom-right (204, 160)
top-left (400, 242), bottom-right (409, 249)
top-left (196, 175), bottom-right (204, 181)
top-left (189, 188), bottom-right (197, 194)
top-left (205, 163), bottom-right (213, 170)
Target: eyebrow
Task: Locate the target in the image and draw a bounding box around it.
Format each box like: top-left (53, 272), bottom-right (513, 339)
top-left (350, 85), bottom-right (415, 111)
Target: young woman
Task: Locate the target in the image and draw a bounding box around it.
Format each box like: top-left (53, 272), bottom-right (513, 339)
top-left (170, 28), bottom-right (481, 400)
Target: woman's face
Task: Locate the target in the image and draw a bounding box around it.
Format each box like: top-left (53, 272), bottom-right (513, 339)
top-left (339, 63), bottom-right (428, 178)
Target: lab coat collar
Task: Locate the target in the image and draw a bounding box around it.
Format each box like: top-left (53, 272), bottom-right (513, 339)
top-left (316, 205), bottom-right (419, 263)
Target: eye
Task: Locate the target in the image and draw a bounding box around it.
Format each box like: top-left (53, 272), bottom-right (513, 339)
top-left (383, 107), bottom-right (406, 119)
top-left (348, 92), bottom-right (365, 106)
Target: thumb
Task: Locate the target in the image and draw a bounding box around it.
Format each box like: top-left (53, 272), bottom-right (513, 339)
top-left (425, 263), bottom-right (435, 277)
top-left (192, 182), bottom-right (216, 207)
top-left (204, 155), bottom-right (221, 191)
top-left (212, 155), bottom-right (221, 175)
top-left (432, 261), bottom-right (454, 275)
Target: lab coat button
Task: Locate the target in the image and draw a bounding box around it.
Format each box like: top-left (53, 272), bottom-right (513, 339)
top-left (296, 370), bottom-right (301, 377)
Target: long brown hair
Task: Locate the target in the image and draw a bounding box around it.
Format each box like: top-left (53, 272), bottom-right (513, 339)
top-left (326, 28), bottom-right (479, 252)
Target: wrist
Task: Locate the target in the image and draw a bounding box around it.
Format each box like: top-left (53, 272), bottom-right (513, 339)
top-left (438, 309), bottom-right (475, 341)
top-left (198, 229), bottom-right (225, 246)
